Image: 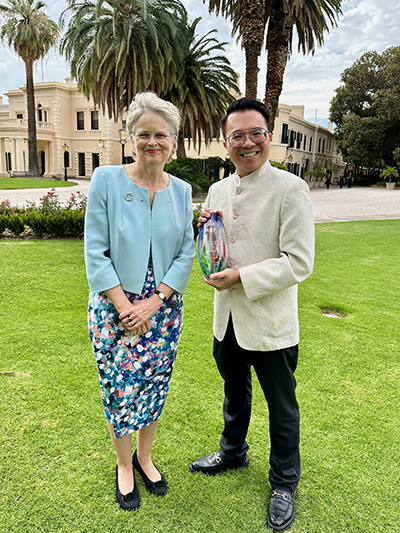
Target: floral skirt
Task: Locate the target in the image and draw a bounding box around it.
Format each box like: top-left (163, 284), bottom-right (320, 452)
top-left (88, 259), bottom-right (183, 438)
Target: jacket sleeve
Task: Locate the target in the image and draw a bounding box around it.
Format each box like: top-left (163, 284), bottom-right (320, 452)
top-left (239, 179), bottom-right (315, 301)
top-left (161, 185), bottom-right (196, 293)
top-left (84, 169), bottom-right (121, 293)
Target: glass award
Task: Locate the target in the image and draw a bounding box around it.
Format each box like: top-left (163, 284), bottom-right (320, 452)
top-left (197, 212), bottom-right (228, 278)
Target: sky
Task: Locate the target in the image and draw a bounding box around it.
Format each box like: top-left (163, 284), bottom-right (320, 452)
top-left (1, 0), bottom-right (399, 128)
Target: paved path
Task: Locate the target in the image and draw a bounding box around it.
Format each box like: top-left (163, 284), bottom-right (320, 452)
top-left (1, 180), bottom-right (399, 223)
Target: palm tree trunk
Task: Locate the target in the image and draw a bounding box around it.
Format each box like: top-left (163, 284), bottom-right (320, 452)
top-left (176, 125), bottom-right (186, 158)
top-left (25, 59), bottom-right (40, 176)
top-left (242, 0), bottom-right (266, 99)
top-left (263, 0), bottom-right (292, 134)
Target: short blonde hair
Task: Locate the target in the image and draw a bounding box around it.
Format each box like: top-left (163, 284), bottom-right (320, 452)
top-left (126, 92), bottom-right (181, 162)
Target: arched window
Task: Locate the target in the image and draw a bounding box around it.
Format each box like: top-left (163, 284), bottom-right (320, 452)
top-left (64, 151), bottom-right (70, 168)
top-left (37, 104), bottom-right (43, 122)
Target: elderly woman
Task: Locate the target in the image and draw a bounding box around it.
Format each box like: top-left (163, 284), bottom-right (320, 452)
top-left (84, 92), bottom-right (195, 511)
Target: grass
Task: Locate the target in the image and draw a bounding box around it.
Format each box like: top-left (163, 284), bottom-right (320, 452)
top-left (0, 219), bottom-right (399, 532)
top-left (0, 178), bottom-right (78, 190)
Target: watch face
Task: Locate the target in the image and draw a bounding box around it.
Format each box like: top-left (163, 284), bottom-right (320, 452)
top-left (158, 292), bottom-right (166, 301)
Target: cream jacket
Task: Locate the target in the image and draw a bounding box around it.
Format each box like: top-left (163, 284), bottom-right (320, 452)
top-left (204, 160), bottom-right (315, 351)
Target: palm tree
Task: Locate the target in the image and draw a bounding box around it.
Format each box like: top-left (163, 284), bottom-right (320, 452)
top-left (380, 165), bottom-right (399, 184)
top-left (204, 0), bottom-right (269, 99)
top-left (0, 0), bottom-right (59, 176)
top-left (60, 0), bottom-right (186, 120)
top-left (264, 0), bottom-right (343, 132)
top-left (163, 17), bottom-right (239, 157)
top-left (204, 0), bottom-right (343, 133)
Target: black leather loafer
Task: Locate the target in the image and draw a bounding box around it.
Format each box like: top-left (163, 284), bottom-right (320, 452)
top-left (132, 450), bottom-right (167, 496)
top-left (189, 450), bottom-right (249, 475)
top-left (267, 488), bottom-right (296, 532)
top-left (116, 466), bottom-right (140, 511)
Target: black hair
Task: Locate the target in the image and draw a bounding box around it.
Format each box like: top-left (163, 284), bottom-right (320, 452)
top-left (220, 97), bottom-right (270, 137)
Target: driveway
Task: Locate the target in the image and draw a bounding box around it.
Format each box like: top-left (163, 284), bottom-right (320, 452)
top-left (1, 179), bottom-right (399, 223)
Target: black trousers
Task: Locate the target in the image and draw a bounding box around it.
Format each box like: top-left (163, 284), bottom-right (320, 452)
top-left (213, 316), bottom-right (300, 492)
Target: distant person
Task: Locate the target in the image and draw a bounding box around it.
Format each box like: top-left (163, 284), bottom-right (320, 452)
top-left (85, 92), bottom-right (195, 511)
top-left (189, 97), bottom-right (315, 532)
top-left (339, 175), bottom-right (344, 188)
top-left (347, 173), bottom-right (353, 188)
top-left (325, 174), bottom-right (332, 189)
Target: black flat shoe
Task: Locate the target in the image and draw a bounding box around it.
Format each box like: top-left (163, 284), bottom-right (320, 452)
top-left (132, 450), bottom-right (167, 496)
top-left (116, 465), bottom-right (140, 511)
top-left (267, 488), bottom-right (296, 532)
top-left (189, 450), bottom-right (249, 475)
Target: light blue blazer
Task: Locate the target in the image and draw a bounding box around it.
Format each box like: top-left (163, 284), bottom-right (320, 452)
top-left (84, 166), bottom-right (195, 295)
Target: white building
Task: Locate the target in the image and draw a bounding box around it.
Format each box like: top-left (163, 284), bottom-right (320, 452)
top-left (0, 78), bottom-right (344, 183)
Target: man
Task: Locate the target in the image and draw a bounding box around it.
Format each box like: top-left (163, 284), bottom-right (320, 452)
top-left (189, 98), bottom-right (315, 532)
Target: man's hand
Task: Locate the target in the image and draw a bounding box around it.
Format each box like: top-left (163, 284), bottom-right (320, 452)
top-left (198, 207), bottom-right (223, 227)
top-left (204, 269), bottom-right (240, 291)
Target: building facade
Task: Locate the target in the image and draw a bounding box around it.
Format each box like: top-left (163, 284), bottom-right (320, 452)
top-left (0, 78), bottom-right (344, 183)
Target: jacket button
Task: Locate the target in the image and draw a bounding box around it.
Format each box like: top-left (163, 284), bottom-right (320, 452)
top-left (233, 212), bottom-right (239, 219)
top-left (235, 187), bottom-right (242, 194)
top-left (230, 236), bottom-right (236, 243)
top-left (227, 260), bottom-right (233, 268)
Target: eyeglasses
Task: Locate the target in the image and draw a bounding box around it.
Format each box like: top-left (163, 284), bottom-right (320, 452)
top-left (136, 133), bottom-right (174, 142)
top-left (225, 128), bottom-right (270, 147)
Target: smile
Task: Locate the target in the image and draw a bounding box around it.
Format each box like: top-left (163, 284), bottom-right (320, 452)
top-left (240, 151), bottom-right (259, 158)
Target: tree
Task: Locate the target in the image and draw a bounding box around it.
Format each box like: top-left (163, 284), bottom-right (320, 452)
top-left (204, 0), bottom-right (268, 99)
top-left (0, 0), bottom-right (59, 176)
top-left (60, 0), bottom-right (186, 119)
top-left (380, 165), bottom-right (399, 184)
top-left (330, 46), bottom-right (400, 171)
top-left (61, 3), bottom-right (238, 157)
top-left (264, 0), bottom-right (343, 132)
top-left (204, 0), bottom-right (343, 133)
top-left (163, 17), bottom-right (239, 157)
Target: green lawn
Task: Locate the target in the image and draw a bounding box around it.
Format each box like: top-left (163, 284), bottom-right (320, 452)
top-left (1, 220), bottom-right (399, 532)
top-left (0, 178), bottom-right (78, 190)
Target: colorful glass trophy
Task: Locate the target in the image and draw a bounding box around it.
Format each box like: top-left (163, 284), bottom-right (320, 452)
top-left (197, 212), bottom-right (228, 278)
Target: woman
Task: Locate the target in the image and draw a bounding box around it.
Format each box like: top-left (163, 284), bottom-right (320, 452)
top-left (84, 92), bottom-right (195, 511)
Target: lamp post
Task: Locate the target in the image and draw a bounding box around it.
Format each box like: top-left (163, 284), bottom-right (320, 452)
top-left (62, 142), bottom-right (69, 181)
top-left (118, 121), bottom-right (127, 165)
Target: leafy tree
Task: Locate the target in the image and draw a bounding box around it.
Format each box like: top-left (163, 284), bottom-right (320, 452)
top-left (0, 0), bottom-right (59, 176)
top-left (330, 46), bottom-right (400, 170)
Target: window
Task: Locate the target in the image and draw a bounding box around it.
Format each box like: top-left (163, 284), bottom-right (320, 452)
top-left (16, 113), bottom-right (23, 119)
top-left (91, 111), bottom-right (99, 130)
top-left (77, 111), bottom-right (85, 130)
top-left (303, 135), bottom-right (307, 151)
top-left (92, 153), bottom-right (100, 171)
top-left (322, 139), bottom-right (325, 153)
top-left (43, 110), bottom-right (48, 122)
top-left (289, 130), bottom-right (296, 148)
top-left (78, 153), bottom-right (85, 176)
top-left (294, 163), bottom-right (300, 176)
top-left (309, 137), bottom-right (313, 152)
top-left (296, 132), bottom-right (302, 149)
top-left (64, 151), bottom-right (70, 168)
top-left (318, 138), bottom-right (321, 153)
top-left (37, 104), bottom-right (43, 122)
top-left (281, 123), bottom-right (289, 144)
top-left (6, 152), bottom-right (12, 172)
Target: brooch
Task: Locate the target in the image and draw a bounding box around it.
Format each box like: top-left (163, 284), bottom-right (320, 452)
top-left (124, 192), bottom-right (134, 202)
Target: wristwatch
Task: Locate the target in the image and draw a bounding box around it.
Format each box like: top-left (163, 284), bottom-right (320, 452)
top-left (154, 290), bottom-right (166, 302)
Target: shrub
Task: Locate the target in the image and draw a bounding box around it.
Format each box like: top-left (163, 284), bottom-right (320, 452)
top-left (354, 175), bottom-right (375, 187)
top-left (0, 213), bottom-right (8, 234)
top-left (395, 182), bottom-right (400, 188)
top-left (0, 200), bottom-right (11, 214)
top-left (24, 212), bottom-right (48, 237)
top-left (192, 204), bottom-right (202, 240)
top-left (38, 189), bottom-right (62, 213)
top-left (65, 210), bottom-right (85, 237)
top-left (6, 213), bottom-right (25, 235)
top-left (375, 181), bottom-right (386, 187)
top-left (270, 160), bottom-right (288, 171)
top-left (46, 213), bottom-right (69, 238)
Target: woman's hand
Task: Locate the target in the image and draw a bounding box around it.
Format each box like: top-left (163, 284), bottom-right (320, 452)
top-left (119, 295), bottom-right (161, 334)
top-left (198, 208), bottom-right (223, 227)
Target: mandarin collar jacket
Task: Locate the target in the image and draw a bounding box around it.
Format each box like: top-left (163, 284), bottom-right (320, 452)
top-left (204, 160), bottom-right (315, 352)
